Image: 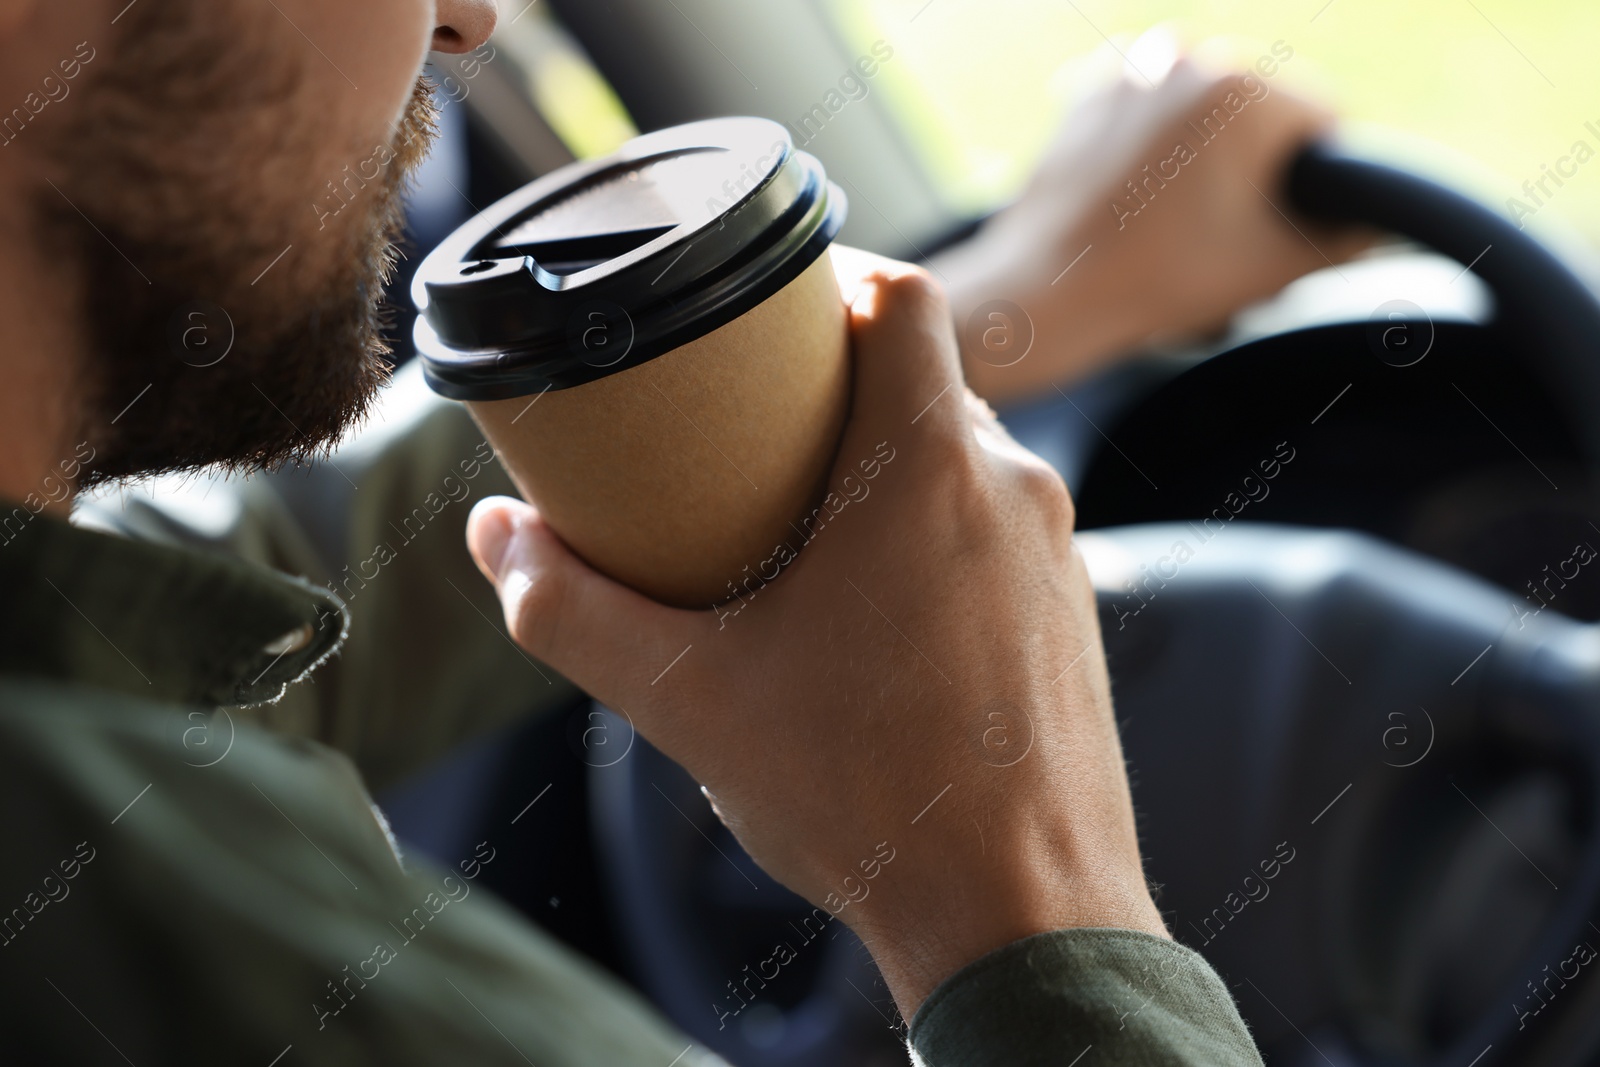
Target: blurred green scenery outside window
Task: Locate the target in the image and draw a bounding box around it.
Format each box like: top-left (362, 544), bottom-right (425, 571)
top-left (496, 1), bottom-right (1600, 244)
top-left (824, 0), bottom-right (1600, 242)
top-left (492, 7), bottom-right (639, 160)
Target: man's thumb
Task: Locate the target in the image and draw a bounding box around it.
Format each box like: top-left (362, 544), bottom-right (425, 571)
top-left (466, 496), bottom-right (703, 713)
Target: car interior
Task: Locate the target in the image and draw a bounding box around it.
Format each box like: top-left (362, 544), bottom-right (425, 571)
top-left (375, 3), bottom-right (1600, 1064)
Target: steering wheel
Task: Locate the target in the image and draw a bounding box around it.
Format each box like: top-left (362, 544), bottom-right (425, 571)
top-left (1072, 143), bottom-right (1600, 1066)
top-left (589, 144), bottom-right (1600, 1066)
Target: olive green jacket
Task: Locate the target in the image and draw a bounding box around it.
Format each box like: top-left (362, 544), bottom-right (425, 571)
top-left (0, 363), bottom-right (1263, 1065)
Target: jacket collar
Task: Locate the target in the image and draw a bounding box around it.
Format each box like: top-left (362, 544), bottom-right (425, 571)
top-left (0, 509), bottom-right (346, 706)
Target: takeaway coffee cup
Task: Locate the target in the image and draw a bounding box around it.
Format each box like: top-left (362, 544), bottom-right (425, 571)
top-left (412, 118), bottom-right (849, 607)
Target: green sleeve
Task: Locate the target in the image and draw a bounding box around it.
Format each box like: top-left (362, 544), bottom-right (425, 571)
top-left (908, 928), bottom-right (1264, 1066)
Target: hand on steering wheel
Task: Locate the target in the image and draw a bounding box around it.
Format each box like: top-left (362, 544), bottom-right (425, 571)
top-left (936, 40), bottom-right (1371, 403)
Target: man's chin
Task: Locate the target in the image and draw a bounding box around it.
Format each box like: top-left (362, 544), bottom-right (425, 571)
top-left (77, 291), bottom-right (397, 488)
top-left (33, 0), bottom-right (442, 487)
top-left (63, 74), bottom-right (438, 488)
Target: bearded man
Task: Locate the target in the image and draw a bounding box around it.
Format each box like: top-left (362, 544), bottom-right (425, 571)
top-left (0, 1), bottom-right (1356, 1062)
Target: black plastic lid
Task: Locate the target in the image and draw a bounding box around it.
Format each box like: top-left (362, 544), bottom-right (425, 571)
top-left (411, 117), bottom-right (846, 400)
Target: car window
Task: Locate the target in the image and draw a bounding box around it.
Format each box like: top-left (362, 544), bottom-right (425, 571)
top-left (820, 0), bottom-right (1600, 241)
top-left (488, 6), bottom-right (637, 160)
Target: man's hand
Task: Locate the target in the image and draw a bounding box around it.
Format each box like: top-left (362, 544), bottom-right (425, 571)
top-left (936, 51), bottom-right (1371, 402)
top-left (465, 252), bottom-right (1167, 1019)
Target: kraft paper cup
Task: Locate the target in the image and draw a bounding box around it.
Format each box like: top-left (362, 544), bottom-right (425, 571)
top-left (413, 118), bottom-right (849, 607)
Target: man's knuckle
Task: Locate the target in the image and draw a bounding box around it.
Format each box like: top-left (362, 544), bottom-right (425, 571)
top-left (1017, 459), bottom-right (1075, 524)
top-left (876, 266), bottom-right (947, 319)
top-left (505, 567), bottom-right (566, 655)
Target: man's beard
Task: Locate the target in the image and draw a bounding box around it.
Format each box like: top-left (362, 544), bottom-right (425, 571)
top-left (44, 3), bottom-right (439, 487)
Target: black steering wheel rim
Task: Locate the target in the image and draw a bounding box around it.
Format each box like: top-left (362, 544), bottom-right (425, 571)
top-left (1286, 141), bottom-right (1600, 467)
top-left (1273, 143), bottom-right (1600, 1067)
top-left (1073, 144), bottom-right (1600, 1066)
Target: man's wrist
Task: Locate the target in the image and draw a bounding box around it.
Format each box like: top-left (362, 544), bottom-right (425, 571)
top-left (932, 220), bottom-right (1146, 404)
top-left (844, 856), bottom-right (1170, 1019)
